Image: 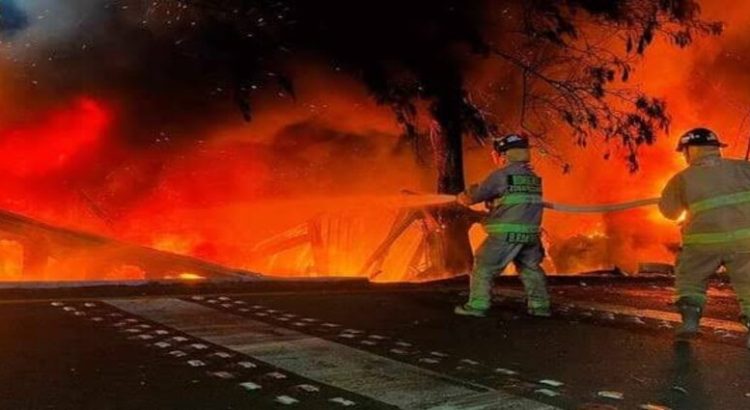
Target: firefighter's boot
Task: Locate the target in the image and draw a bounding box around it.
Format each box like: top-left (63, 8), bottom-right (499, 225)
top-left (527, 305), bottom-right (551, 318)
top-left (454, 304), bottom-right (488, 318)
top-left (676, 303), bottom-right (702, 339)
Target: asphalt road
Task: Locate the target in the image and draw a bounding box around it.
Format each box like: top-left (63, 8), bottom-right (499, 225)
top-left (0, 278), bottom-right (748, 410)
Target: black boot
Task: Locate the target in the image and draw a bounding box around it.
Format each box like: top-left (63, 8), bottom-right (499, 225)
top-left (676, 303), bottom-right (702, 338)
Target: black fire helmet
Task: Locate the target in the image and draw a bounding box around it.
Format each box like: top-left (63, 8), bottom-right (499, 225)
top-left (492, 133), bottom-right (530, 153)
top-left (676, 127), bottom-right (727, 152)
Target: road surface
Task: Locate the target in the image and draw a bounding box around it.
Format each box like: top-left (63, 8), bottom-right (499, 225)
top-left (0, 277), bottom-right (748, 409)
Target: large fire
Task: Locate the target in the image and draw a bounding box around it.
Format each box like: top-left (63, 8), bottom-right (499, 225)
top-left (0, 1), bottom-right (747, 282)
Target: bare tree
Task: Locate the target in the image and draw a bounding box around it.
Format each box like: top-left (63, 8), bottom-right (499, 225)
top-left (488, 1), bottom-right (721, 171)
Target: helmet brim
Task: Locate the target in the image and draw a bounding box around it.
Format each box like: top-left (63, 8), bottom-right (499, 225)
top-left (675, 141), bottom-right (728, 152)
top-left (494, 141), bottom-right (530, 153)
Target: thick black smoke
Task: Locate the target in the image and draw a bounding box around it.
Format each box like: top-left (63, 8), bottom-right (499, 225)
top-left (0, 0), bottom-right (495, 204)
top-left (2, 2), bottom-right (251, 148)
top-left (4, 1), bottom-right (714, 148)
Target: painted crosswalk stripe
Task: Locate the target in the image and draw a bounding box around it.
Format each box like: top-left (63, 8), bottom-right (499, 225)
top-left (106, 298), bottom-right (558, 410)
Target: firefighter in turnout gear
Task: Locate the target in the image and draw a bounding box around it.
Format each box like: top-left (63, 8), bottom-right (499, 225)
top-left (454, 133), bottom-right (551, 318)
top-left (659, 127), bottom-right (750, 348)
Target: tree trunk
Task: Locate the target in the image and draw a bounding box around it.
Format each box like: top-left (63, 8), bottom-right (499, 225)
top-left (433, 117), bottom-right (475, 275)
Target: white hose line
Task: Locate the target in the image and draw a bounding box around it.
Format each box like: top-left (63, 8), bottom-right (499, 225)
top-left (407, 194), bottom-right (661, 214)
top-left (543, 197), bottom-right (661, 213)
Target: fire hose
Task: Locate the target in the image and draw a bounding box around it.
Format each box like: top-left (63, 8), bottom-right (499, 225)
top-left (404, 193), bottom-right (661, 214)
top-left (542, 197), bottom-right (660, 213)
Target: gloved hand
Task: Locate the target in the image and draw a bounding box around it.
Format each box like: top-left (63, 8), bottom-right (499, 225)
top-left (456, 192), bottom-right (473, 207)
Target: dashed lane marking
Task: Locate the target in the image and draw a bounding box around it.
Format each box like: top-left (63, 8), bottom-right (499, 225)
top-left (106, 298), bottom-right (558, 410)
top-left (54, 300), bottom-right (380, 408)
top-left (189, 295), bottom-right (578, 406)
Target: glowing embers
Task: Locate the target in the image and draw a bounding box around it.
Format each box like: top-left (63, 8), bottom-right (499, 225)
top-left (249, 206), bottom-right (462, 283)
top-left (174, 272), bottom-right (207, 281)
top-left (249, 210), bottom-right (381, 280)
top-left (0, 239), bottom-right (23, 279)
top-left (107, 264), bottom-right (147, 280)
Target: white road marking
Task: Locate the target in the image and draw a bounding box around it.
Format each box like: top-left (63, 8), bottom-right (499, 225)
top-left (639, 404), bottom-right (671, 410)
top-left (460, 359), bottom-right (480, 366)
top-left (239, 381), bottom-right (262, 391)
top-left (330, 397), bottom-right (357, 406)
top-left (266, 371), bottom-right (287, 380)
top-left (275, 395), bottom-right (299, 405)
top-left (210, 371), bottom-right (235, 379)
top-left (106, 298), bottom-right (558, 410)
top-left (534, 389), bottom-right (560, 398)
top-left (212, 352), bottom-right (233, 358)
top-left (539, 380), bottom-right (564, 387)
top-left (297, 384), bottom-right (320, 393)
top-left (597, 391), bottom-right (624, 400)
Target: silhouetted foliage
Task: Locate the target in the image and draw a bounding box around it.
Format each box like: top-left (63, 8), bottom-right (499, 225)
top-left (152, 0), bottom-right (720, 179)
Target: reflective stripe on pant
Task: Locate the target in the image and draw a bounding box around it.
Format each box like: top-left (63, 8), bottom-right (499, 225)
top-left (675, 247), bottom-right (750, 318)
top-left (468, 236), bottom-right (550, 311)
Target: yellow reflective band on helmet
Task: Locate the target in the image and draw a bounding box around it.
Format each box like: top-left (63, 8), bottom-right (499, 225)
top-left (492, 193), bottom-right (542, 206)
top-left (484, 223), bottom-right (540, 235)
top-left (683, 228), bottom-right (750, 245)
top-left (689, 191), bottom-right (750, 214)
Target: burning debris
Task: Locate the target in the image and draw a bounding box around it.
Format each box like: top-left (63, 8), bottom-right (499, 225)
top-left (0, 206), bottom-right (254, 281)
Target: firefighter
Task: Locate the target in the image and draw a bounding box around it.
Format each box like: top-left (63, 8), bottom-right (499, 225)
top-left (454, 133), bottom-right (551, 318)
top-left (659, 127), bottom-right (750, 348)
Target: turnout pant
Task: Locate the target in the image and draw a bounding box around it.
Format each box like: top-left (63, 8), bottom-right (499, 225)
top-left (467, 235), bottom-right (550, 311)
top-left (676, 246), bottom-right (750, 319)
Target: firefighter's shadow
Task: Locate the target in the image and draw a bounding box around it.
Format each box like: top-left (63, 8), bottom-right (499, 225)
top-left (656, 341), bottom-right (710, 410)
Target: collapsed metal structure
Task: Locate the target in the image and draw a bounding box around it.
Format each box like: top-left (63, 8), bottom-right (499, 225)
top-left (251, 203), bottom-right (483, 281)
top-left (0, 209), bottom-right (256, 280)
